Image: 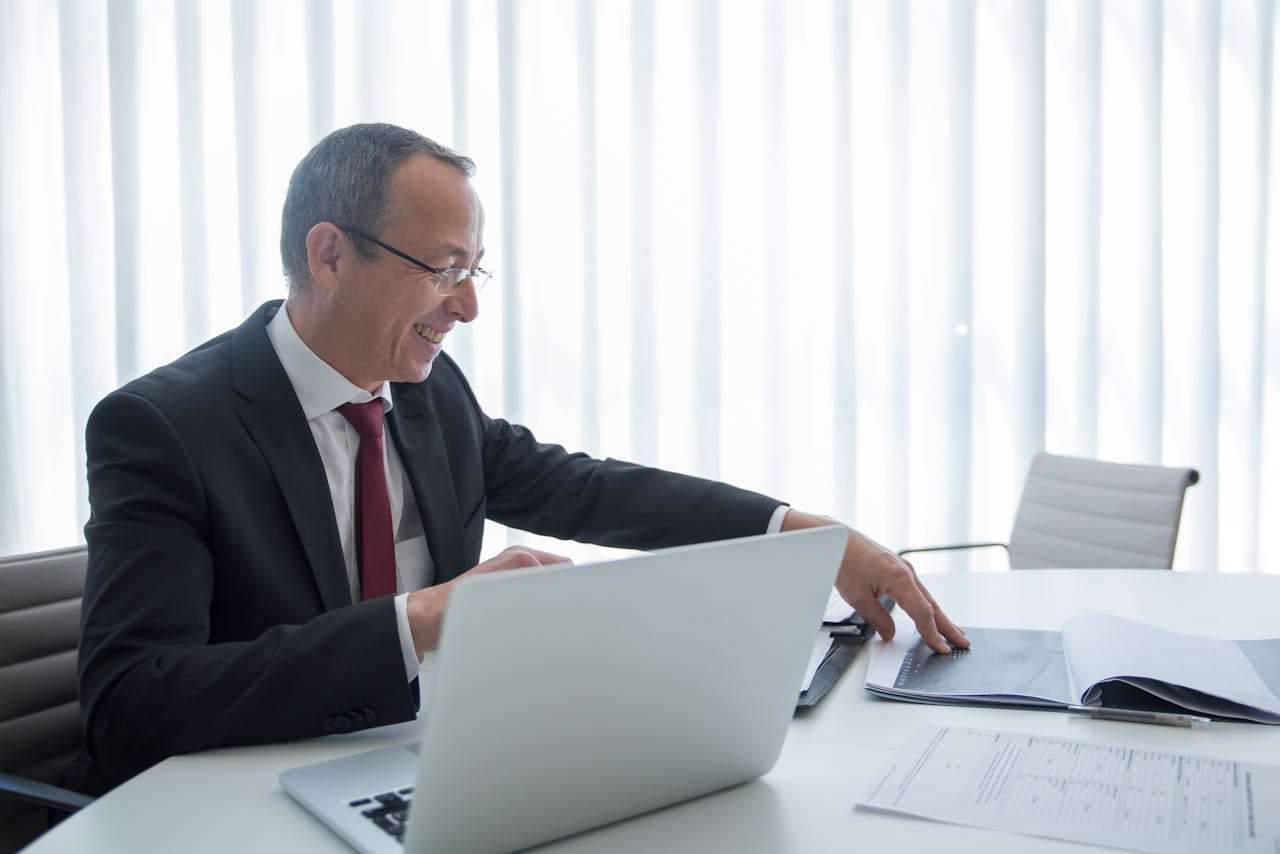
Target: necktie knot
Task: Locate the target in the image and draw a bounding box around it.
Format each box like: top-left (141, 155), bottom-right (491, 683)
top-left (337, 400), bottom-right (385, 440)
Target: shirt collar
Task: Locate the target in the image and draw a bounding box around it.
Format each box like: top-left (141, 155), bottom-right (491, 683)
top-left (266, 303), bottom-right (394, 420)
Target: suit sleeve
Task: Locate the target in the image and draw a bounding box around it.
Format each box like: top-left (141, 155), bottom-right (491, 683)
top-left (78, 391), bottom-right (418, 787)
top-left (477, 413), bottom-right (784, 550)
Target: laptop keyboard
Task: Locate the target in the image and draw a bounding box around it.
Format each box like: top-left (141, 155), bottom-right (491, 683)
top-left (348, 787), bottom-right (414, 844)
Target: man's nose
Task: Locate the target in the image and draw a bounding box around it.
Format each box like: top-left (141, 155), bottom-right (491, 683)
top-left (445, 278), bottom-right (480, 323)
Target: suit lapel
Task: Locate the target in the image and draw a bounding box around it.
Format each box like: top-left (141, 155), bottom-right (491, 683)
top-left (230, 302), bottom-right (352, 611)
top-left (387, 384), bottom-right (466, 581)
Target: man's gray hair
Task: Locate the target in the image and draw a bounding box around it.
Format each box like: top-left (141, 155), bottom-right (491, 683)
top-left (280, 123), bottom-right (475, 290)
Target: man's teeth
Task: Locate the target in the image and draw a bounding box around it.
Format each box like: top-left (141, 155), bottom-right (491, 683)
top-left (414, 325), bottom-right (444, 344)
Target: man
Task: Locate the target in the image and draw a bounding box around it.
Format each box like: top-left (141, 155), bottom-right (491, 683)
top-left (70, 123), bottom-right (967, 795)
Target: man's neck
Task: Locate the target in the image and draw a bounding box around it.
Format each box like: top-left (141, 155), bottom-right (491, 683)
top-left (282, 296), bottom-right (384, 395)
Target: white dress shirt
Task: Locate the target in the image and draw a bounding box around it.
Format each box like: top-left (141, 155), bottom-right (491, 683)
top-left (267, 305), bottom-right (425, 679)
top-left (265, 302), bottom-right (792, 684)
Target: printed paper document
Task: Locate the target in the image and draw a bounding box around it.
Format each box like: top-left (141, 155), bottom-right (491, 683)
top-left (858, 726), bottom-right (1280, 853)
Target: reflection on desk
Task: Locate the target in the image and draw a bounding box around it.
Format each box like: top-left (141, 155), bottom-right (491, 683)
top-left (25, 570), bottom-right (1280, 854)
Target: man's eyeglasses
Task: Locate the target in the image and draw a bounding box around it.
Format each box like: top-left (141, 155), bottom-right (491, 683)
top-left (336, 225), bottom-right (493, 295)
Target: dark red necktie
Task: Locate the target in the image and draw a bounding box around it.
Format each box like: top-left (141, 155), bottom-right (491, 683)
top-left (337, 401), bottom-right (396, 600)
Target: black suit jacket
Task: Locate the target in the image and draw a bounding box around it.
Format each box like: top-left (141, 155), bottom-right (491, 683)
top-left (70, 301), bottom-right (780, 793)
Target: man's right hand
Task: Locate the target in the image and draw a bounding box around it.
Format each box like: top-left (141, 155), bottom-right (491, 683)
top-left (406, 546), bottom-right (572, 658)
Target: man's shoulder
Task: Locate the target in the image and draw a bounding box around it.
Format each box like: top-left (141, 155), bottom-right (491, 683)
top-left (98, 304), bottom-right (278, 418)
top-left (111, 329), bottom-right (237, 408)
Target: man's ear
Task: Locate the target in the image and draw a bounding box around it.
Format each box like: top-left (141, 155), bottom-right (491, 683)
top-left (305, 222), bottom-right (345, 290)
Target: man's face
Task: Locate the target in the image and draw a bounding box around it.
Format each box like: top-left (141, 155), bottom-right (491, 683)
top-left (334, 155), bottom-right (485, 390)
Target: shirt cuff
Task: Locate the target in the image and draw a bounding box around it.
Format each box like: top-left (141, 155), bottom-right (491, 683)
top-left (394, 592), bottom-right (422, 681)
top-left (767, 504), bottom-right (791, 534)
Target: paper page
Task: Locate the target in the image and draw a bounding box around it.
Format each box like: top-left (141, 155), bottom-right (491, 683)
top-left (822, 587), bottom-right (854, 623)
top-left (866, 626), bottom-right (1072, 706)
top-left (1061, 614), bottom-right (1280, 715)
top-left (859, 726), bottom-right (1280, 854)
top-left (1238, 639), bottom-right (1280, 697)
top-left (801, 636), bottom-right (831, 691)
top-left (865, 611), bottom-right (919, 688)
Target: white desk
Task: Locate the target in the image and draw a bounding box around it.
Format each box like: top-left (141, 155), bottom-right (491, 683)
top-left (25, 570), bottom-right (1280, 853)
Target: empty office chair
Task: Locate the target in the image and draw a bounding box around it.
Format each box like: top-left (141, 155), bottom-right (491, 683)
top-left (900, 452), bottom-right (1199, 570)
top-left (0, 545), bottom-right (94, 851)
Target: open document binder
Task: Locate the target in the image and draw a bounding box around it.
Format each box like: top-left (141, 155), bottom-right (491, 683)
top-left (865, 612), bottom-right (1280, 724)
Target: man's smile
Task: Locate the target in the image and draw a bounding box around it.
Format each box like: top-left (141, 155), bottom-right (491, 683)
top-left (414, 324), bottom-right (444, 344)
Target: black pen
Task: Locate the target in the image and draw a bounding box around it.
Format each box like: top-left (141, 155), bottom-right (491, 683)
top-left (1067, 705), bottom-right (1210, 728)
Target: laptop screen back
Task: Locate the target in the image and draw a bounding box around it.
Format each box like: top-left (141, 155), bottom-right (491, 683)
top-left (405, 526), bottom-right (846, 854)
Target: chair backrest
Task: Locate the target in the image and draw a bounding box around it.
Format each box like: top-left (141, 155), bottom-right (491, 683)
top-left (1007, 453), bottom-right (1198, 569)
top-left (0, 545), bottom-right (88, 849)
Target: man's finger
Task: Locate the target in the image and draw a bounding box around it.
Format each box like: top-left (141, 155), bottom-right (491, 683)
top-left (883, 576), bottom-right (955, 655)
top-left (514, 547), bottom-right (573, 566)
top-left (483, 547), bottom-right (574, 572)
top-left (933, 608), bottom-right (969, 649)
top-left (920, 586), bottom-right (969, 650)
top-left (849, 593), bottom-right (896, 642)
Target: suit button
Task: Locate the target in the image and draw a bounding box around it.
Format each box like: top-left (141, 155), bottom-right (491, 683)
top-left (321, 716), bottom-right (335, 733)
top-left (360, 706), bottom-right (377, 723)
top-left (334, 714), bottom-right (352, 732)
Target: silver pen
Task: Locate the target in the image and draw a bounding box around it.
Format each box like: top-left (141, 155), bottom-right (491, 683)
top-left (1067, 705), bottom-right (1211, 728)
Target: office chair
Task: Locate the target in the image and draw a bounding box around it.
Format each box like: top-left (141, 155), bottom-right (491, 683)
top-left (0, 545), bottom-right (95, 852)
top-left (899, 452), bottom-right (1200, 570)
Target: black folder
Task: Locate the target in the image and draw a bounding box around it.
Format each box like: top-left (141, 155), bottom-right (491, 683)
top-left (795, 597), bottom-right (895, 710)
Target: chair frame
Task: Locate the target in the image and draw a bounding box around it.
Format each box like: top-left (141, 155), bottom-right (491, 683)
top-left (0, 771), bottom-right (93, 812)
top-left (899, 452), bottom-right (1199, 570)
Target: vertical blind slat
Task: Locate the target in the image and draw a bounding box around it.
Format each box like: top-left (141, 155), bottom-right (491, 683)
top-left (496, 0), bottom-right (523, 422)
top-left (629, 0), bottom-right (656, 464)
top-left (694, 0), bottom-right (721, 481)
top-left (355, 0), bottom-right (391, 121)
top-left (58, 0), bottom-right (113, 539)
top-left (948, 0), bottom-right (977, 549)
top-left (0, 0), bottom-right (22, 552)
top-left (1244, 0), bottom-right (1275, 571)
top-left (1076, 0), bottom-right (1103, 457)
top-left (831, 0), bottom-right (855, 524)
top-left (886, 1), bottom-right (910, 547)
top-left (762, 0), bottom-right (787, 491)
top-left (107, 0), bottom-right (140, 383)
top-left (1140, 0), bottom-right (1165, 461)
top-left (1013, 0), bottom-right (1048, 480)
top-left (305, 0), bottom-right (334, 142)
top-left (175, 0), bottom-right (210, 347)
top-left (576, 0), bottom-right (601, 456)
top-left (1191, 0), bottom-right (1223, 568)
top-left (230, 0), bottom-right (261, 314)
top-left (446, 0), bottom-right (474, 375)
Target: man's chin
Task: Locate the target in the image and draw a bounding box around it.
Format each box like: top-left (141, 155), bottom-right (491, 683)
top-left (390, 351), bottom-right (438, 385)
top-left (406, 359), bottom-right (435, 384)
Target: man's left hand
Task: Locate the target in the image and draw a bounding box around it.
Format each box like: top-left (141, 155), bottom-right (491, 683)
top-left (781, 509), bottom-right (969, 655)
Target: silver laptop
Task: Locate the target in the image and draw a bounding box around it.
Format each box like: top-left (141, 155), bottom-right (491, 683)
top-left (280, 526), bottom-right (846, 854)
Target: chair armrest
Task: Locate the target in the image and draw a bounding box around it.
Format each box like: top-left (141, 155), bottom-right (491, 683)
top-left (897, 542), bottom-right (1009, 557)
top-left (0, 771), bottom-right (95, 813)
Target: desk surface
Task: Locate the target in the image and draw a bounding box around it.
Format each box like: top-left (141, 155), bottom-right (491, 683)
top-left (25, 570), bottom-right (1280, 853)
